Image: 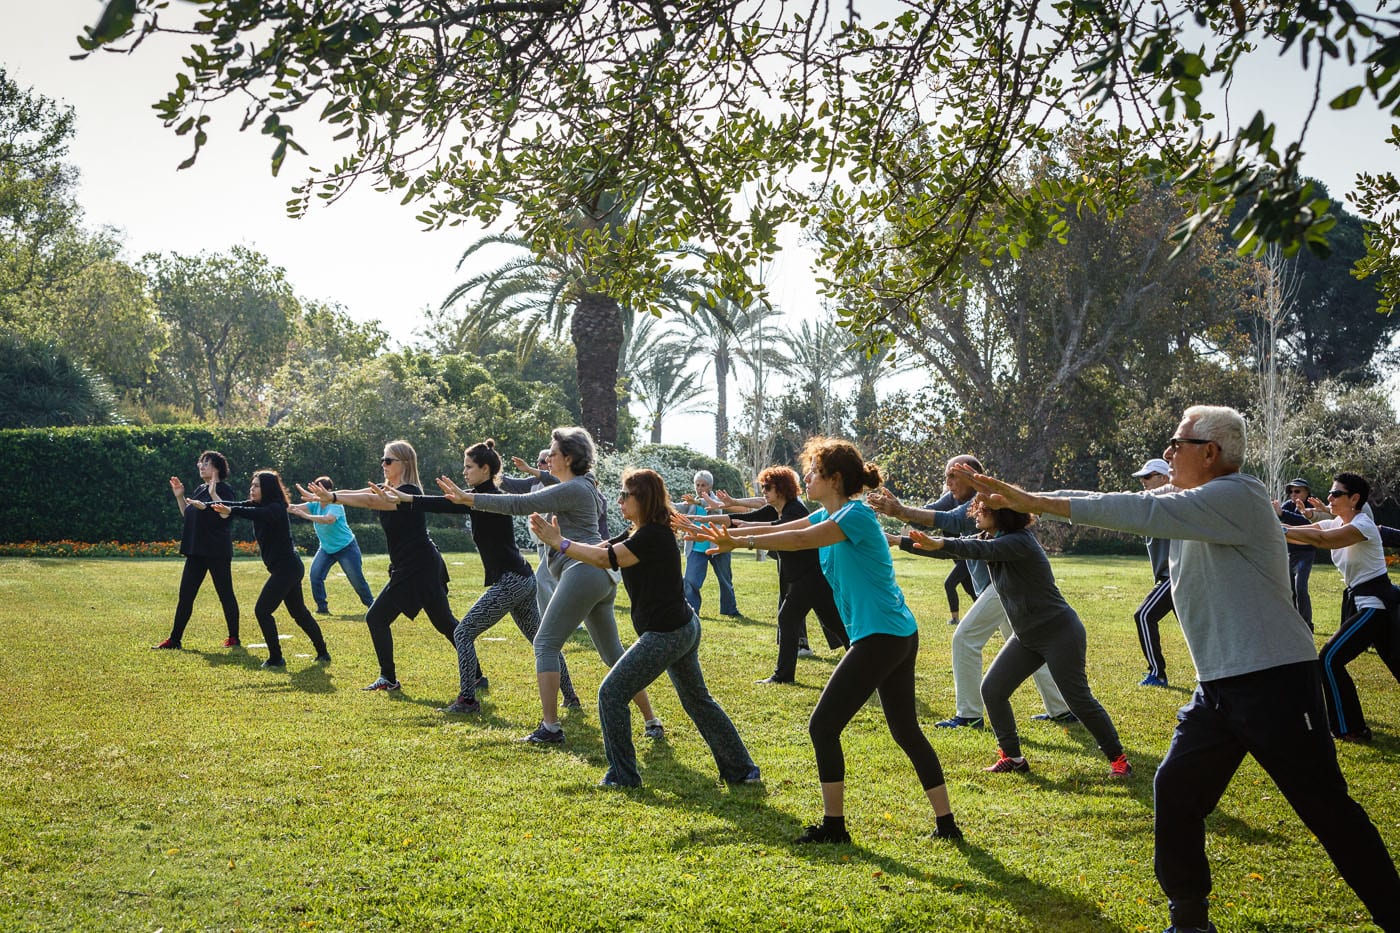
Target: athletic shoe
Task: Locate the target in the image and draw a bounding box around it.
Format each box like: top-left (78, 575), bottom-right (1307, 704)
top-left (562, 695), bottom-right (583, 710)
top-left (521, 722), bottom-right (565, 745)
top-left (222, 637), bottom-right (240, 648)
top-left (362, 676), bottom-right (400, 692)
top-left (644, 719), bottom-right (666, 740)
top-left (795, 822), bottom-right (851, 844)
top-left (984, 750), bottom-right (1030, 773)
top-left (725, 765), bottom-right (762, 785)
top-left (260, 658), bottom-right (286, 670)
top-left (935, 715), bottom-right (984, 729)
top-left (930, 824), bottom-right (965, 842)
top-left (473, 676), bottom-right (490, 693)
top-left (1139, 673), bottom-right (1170, 688)
top-left (1336, 728), bottom-right (1373, 743)
top-left (313, 652), bottom-right (332, 664)
top-left (1031, 710), bottom-right (1080, 724)
top-left (796, 640), bottom-right (814, 658)
top-left (597, 771), bottom-right (639, 789)
top-left (440, 695), bottom-right (481, 715)
top-left (315, 606), bottom-right (330, 615)
top-left (719, 611), bottom-right (742, 618)
top-left (1109, 753), bottom-right (1133, 778)
top-left (1162, 924), bottom-right (1217, 933)
top-left (151, 638), bottom-right (181, 650)
top-left (947, 617), bottom-right (960, 626)
top-left (755, 676), bottom-right (794, 685)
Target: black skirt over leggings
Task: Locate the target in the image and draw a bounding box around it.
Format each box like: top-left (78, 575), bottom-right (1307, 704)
top-left (808, 631), bottom-right (945, 790)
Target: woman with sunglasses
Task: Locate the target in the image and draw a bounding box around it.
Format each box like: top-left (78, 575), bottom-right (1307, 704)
top-left (1284, 472), bottom-right (1400, 743)
top-left (689, 466), bottom-right (848, 684)
top-left (154, 450), bottom-right (241, 650)
top-left (298, 441), bottom-right (459, 692)
top-left (211, 470), bottom-right (331, 668)
top-left (531, 469), bottom-right (759, 787)
top-left (369, 439), bottom-right (581, 714)
top-left (435, 426), bottom-right (661, 745)
top-left (690, 436), bottom-right (962, 845)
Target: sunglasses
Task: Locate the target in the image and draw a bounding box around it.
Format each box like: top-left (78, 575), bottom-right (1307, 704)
top-left (1326, 488), bottom-right (1352, 499)
top-left (1167, 437), bottom-right (1213, 451)
top-left (618, 490), bottom-right (633, 501)
top-left (538, 459), bottom-right (549, 466)
top-left (381, 457), bottom-right (399, 465)
top-left (760, 483), bottom-right (774, 491)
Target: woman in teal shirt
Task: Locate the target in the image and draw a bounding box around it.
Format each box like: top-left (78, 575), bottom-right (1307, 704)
top-left (691, 436), bottom-right (961, 846)
top-left (289, 475), bottom-right (375, 614)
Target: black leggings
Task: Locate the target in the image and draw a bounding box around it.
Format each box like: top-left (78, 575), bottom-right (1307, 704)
top-left (169, 556), bottom-right (240, 643)
top-left (808, 631), bottom-right (945, 789)
top-left (772, 574), bottom-right (849, 681)
top-left (944, 560), bottom-right (975, 614)
top-left (365, 582), bottom-right (458, 683)
top-left (255, 559), bottom-right (326, 663)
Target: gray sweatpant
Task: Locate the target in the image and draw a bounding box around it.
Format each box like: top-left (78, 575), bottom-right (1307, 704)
top-left (533, 559), bottom-right (626, 673)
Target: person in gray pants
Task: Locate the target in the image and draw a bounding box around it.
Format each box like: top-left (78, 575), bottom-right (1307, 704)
top-left (437, 426), bottom-right (661, 746)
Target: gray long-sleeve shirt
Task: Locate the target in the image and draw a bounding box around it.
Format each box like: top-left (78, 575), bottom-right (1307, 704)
top-left (470, 475), bottom-right (608, 578)
top-left (1062, 472), bottom-right (1316, 682)
top-left (924, 529), bottom-right (1075, 635)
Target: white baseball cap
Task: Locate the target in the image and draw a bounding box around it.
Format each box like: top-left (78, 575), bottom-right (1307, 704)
top-left (1132, 458), bottom-right (1170, 478)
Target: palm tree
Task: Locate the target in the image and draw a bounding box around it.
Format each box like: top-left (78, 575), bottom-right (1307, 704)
top-left (441, 193), bottom-right (703, 447)
top-left (778, 316), bottom-right (853, 438)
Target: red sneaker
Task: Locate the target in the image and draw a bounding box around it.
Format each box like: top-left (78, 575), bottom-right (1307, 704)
top-left (222, 637), bottom-right (240, 648)
top-left (1109, 753), bottom-right (1133, 778)
top-left (151, 638), bottom-right (181, 650)
top-left (984, 749), bottom-right (1030, 773)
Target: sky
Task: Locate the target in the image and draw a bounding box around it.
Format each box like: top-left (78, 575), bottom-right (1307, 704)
top-left (2, 1), bottom-right (1396, 456)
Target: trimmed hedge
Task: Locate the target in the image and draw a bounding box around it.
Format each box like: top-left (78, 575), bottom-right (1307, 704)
top-left (0, 425), bottom-right (380, 544)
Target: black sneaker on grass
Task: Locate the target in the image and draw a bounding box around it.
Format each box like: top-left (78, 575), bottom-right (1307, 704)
top-left (313, 652), bottom-right (331, 663)
top-left (795, 822), bottom-right (851, 844)
top-left (261, 658), bottom-right (286, 670)
top-left (562, 695), bottom-right (583, 710)
top-left (441, 695), bottom-right (481, 715)
top-left (521, 722), bottom-right (565, 745)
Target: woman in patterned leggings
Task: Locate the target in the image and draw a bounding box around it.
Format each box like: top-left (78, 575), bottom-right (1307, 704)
top-left (373, 439), bottom-right (580, 714)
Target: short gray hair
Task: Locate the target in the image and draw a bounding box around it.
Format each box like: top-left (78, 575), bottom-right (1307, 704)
top-left (1182, 405), bottom-right (1246, 468)
top-left (693, 470), bottom-right (714, 486)
top-left (551, 426), bottom-right (596, 474)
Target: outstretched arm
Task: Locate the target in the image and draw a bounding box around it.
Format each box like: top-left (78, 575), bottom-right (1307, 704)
top-left (685, 515), bottom-right (845, 553)
top-left (530, 513), bottom-right (640, 570)
top-left (1283, 523), bottom-right (1366, 549)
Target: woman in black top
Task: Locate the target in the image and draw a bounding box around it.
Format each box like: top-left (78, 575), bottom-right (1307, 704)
top-left (530, 469), bottom-right (758, 788)
top-left (298, 440), bottom-right (459, 692)
top-left (211, 470), bottom-right (329, 669)
top-left (701, 466), bottom-right (848, 683)
top-left (154, 450), bottom-right (241, 650)
top-left (372, 439), bottom-right (580, 714)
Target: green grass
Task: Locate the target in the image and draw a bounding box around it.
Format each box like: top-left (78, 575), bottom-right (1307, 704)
top-left (0, 552), bottom-right (1396, 931)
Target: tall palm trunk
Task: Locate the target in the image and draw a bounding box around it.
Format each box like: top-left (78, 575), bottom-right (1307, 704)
top-left (714, 348), bottom-right (729, 456)
top-left (571, 290), bottom-right (623, 447)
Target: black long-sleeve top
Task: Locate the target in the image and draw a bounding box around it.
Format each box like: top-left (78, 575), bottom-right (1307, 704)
top-left (921, 529), bottom-right (1078, 637)
top-left (375, 484), bottom-right (450, 618)
top-left (180, 481), bottom-right (236, 560)
top-left (405, 480), bottom-right (532, 585)
top-left (1280, 499), bottom-right (1315, 556)
top-left (731, 499), bottom-right (822, 589)
top-left (222, 499), bottom-right (299, 569)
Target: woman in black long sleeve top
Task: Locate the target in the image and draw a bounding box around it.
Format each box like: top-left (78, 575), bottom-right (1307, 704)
top-left (298, 440), bottom-right (459, 692)
top-left (212, 471), bottom-right (329, 669)
top-left (154, 450), bottom-right (241, 650)
top-left (693, 466), bottom-right (847, 683)
top-left (374, 439), bottom-right (580, 714)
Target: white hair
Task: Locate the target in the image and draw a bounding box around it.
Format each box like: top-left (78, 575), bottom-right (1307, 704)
top-left (1182, 405), bottom-right (1246, 468)
top-left (693, 470), bottom-right (714, 486)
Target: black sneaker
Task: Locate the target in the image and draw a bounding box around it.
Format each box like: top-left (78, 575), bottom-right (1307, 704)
top-left (316, 606), bottom-right (331, 615)
top-left (1031, 710), bottom-right (1080, 724)
top-left (725, 765), bottom-right (762, 785)
top-left (441, 695), bottom-right (481, 715)
top-left (313, 652), bottom-right (331, 664)
top-left (644, 719), bottom-right (665, 739)
top-left (795, 822), bottom-right (851, 844)
top-left (261, 658), bottom-right (287, 670)
top-left (931, 824), bottom-right (965, 842)
top-left (562, 695), bottom-right (583, 710)
top-left (521, 722), bottom-right (565, 745)
top-left (473, 676), bottom-right (490, 694)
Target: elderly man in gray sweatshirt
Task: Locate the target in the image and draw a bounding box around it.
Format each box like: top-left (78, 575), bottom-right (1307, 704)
top-left (962, 405), bottom-right (1399, 933)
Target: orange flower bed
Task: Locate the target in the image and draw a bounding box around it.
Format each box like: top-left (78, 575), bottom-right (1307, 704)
top-left (0, 540), bottom-right (261, 558)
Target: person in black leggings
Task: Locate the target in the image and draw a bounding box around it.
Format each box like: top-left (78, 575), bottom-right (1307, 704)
top-left (691, 466), bottom-right (848, 683)
top-left (298, 440), bottom-right (458, 691)
top-left (690, 436), bottom-right (961, 845)
top-left (944, 560), bottom-right (975, 626)
top-left (211, 470), bottom-right (329, 668)
top-left (371, 439), bottom-right (581, 714)
top-left (154, 450), bottom-right (241, 650)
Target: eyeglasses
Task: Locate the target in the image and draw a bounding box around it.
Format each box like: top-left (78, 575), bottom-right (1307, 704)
top-left (1167, 437), bottom-right (1213, 451)
top-left (1327, 488), bottom-right (1352, 499)
top-left (380, 457), bottom-right (399, 465)
top-left (760, 483), bottom-right (774, 491)
top-left (618, 490), bottom-right (633, 501)
top-left (537, 460), bottom-right (549, 466)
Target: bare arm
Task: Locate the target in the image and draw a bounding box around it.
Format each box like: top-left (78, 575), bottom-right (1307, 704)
top-left (688, 516), bottom-right (846, 553)
top-left (529, 513), bottom-right (640, 569)
top-left (1283, 523), bottom-right (1366, 549)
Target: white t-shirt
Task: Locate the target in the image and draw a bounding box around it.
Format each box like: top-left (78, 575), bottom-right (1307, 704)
top-left (1321, 513), bottom-right (1388, 609)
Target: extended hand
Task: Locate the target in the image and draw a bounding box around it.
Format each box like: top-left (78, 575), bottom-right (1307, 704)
top-left (865, 486), bottom-right (902, 516)
top-left (169, 477), bottom-right (185, 496)
top-left (370, 481), bottom-right (406, 503)
top-left (211, 502), bottom-right (231, 516)
top-left (437, 475), bottom-right (470, 504)
top-left (528, 512), bottom-right (562, 548)
top-left (908, 529), bottom-right (943, 551)
top-left (297, 482), bottom-right (333, 504)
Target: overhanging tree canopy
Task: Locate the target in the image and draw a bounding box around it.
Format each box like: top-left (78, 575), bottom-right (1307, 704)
top-left (80, 1), bottom-right (1400, 333)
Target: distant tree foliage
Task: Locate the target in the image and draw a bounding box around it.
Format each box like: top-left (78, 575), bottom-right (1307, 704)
top-left (0, 328), bottom-right (123, 429)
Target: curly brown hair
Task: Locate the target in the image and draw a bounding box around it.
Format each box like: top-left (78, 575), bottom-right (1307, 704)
top-left (800, 436), bottom-right (881, 498)
top-left (756, 466), bottom-right (800, 501)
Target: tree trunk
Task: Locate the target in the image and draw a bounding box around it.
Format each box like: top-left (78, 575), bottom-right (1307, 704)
top-left (714, 349), bottom-right (729, 457)
top-left (650, 414), bottom-right (663, 444)
top-left (571, 291), bottom-right (623, 447)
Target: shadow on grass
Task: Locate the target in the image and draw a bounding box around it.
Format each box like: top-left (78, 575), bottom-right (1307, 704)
top-left (193, 647), bottom-right (339, 694)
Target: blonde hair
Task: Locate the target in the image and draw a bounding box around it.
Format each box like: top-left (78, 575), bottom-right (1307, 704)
top-left (385, 440), bottom-right (422, 490)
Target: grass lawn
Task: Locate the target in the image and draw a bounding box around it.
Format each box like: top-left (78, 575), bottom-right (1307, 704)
top-left (0, 550), bottom-right (1396, 931)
